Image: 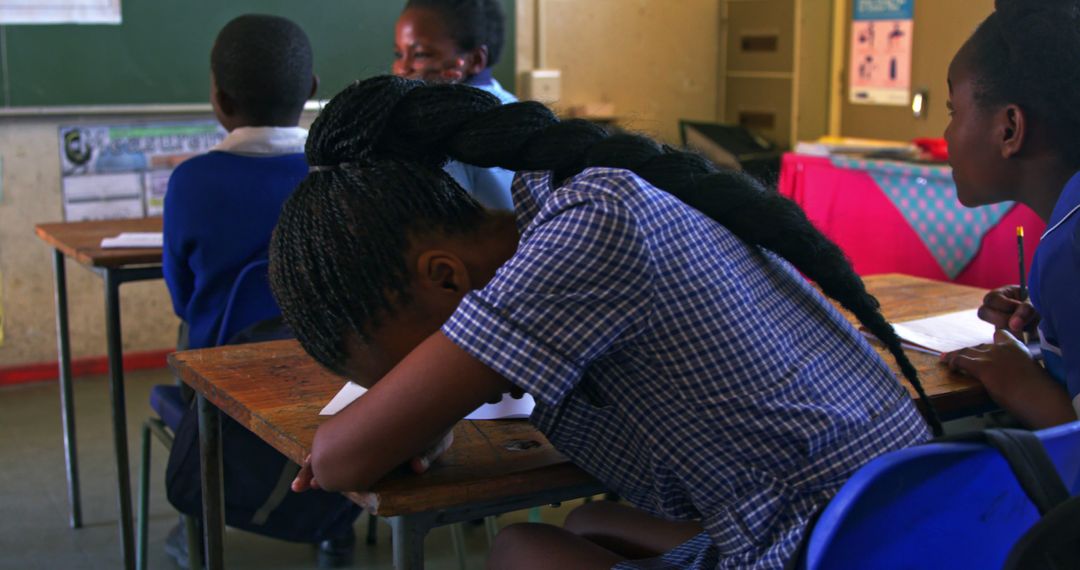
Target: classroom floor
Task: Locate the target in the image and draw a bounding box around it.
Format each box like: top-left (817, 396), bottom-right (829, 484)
top-left (0, 369), bottom-right (580, 570)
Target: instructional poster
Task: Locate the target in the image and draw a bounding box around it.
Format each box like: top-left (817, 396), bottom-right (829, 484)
top-left (58, 121), bottom-right (225, 221)
top-left (849, 0), bottom-right (914, 106)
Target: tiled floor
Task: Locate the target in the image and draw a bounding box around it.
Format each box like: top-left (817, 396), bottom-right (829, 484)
top-left (0, 369), bottom-right (579, 570)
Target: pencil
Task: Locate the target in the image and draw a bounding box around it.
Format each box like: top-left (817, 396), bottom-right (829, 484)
top-left (1017, 226), bottom-right (1032, 345)
top-left (1017, 226), bottom-right (1028, 301)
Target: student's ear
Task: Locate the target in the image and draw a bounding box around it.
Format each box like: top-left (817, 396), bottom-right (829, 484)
top-left (414, 250), bottom-right (471, 300)
top-left (1000, 104), bottom-right (1026, 159)
top-left (464, 45), bottom-right (489, 77)
top-left (213, 85), bottom-right (237, 118)
top-left (308, 75), bottom-right (319, 100)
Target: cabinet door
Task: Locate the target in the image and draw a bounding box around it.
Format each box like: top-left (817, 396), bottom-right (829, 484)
top-left (725, 76), bottom-right (793, 148)
top-left (726, 0), bottom-right (796, 73)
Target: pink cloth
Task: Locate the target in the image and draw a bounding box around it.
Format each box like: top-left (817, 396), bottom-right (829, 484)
top-left (778, 153), bottom-right (1045, 289)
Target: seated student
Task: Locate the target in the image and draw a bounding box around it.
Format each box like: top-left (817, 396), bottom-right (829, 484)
top-left (163, 14), bottom-right (315, 351)
top-left (161, 15), bottom-right (359, 568)
top-left (269, 76), bottom-right (934, 569)
top-left (393, 0), bottom-right (516, 210)
top-left (942, 0), bottom-right (1080, 429)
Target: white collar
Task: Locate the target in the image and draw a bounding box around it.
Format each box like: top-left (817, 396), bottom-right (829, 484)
top-left (212, 126), bottom-right (308, 156)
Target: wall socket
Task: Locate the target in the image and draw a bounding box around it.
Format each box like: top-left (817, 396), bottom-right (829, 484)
top-left (520, 69), bottom-right (562, 104)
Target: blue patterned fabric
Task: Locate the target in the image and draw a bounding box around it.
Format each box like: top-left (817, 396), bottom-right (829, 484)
top-left (442, 167), bottom-right (930, 568)
top-left (830, 156), bottom-right (1015, 279)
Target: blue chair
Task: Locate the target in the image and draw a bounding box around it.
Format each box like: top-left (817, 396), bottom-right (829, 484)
top-left (213, 259), bottom-right (278, 346)
top-left (136, 258), bottom-right (278, 570)
top-left (800, 422), bottom-right (1080, 570)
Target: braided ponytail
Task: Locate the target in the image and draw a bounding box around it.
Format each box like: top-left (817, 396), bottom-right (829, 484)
top-left (271, 76), bottom-right (943, 435)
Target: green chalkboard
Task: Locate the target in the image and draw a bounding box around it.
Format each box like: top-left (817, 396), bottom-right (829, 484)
top-left (1, 0), bottom-right (515, 107)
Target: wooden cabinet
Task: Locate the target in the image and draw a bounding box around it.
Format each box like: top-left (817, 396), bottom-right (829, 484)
top-left (719, 0), bottom-right (832, 148)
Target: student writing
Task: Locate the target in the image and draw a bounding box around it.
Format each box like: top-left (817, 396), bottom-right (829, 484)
top-left (942, 0), bottom-right (1080, 429)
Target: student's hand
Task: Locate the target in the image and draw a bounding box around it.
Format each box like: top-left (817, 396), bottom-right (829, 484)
top-left (292, 455), bottom-right (320, 493)
top-left (410, 429), bottom-right (454, 474)
top-left (942, 329), bottom-right (1077, 429)
top-left (941, 329), bottom-right (1042, 397)
top-left (978, 286), bottom-right (1040, 335)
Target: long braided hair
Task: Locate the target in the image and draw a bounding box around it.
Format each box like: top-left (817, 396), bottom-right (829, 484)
top-left (269, 76), bottom-right (943, 435)
top-left (963, 0), bottom-right (1080, 168)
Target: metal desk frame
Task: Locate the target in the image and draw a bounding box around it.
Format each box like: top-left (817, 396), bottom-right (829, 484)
top-left (51, 248), bottom-right (163, 570)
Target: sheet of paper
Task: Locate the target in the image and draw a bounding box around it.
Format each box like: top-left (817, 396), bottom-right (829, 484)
top-left (319, 381), bottom-right (536, 420)
top-left (100, 232), bottom-right (163, 249)
top-left (464, 393), bottom-right (536, 420)
top-left (319, 381), bottom-right (369, 415)
top-left (889, 309), bottom-right (995, 354)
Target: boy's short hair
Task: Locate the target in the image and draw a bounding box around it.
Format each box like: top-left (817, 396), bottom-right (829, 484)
top-left (405, 0), bottom-right (506, 67)
top-left (211, 14), bottom-right (313, 125)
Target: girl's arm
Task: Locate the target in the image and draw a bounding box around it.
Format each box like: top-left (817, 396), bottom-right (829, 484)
top-left (303, 331), bottom-right (513, 492)
top-left (943, 329), bottom-right (1077, 429)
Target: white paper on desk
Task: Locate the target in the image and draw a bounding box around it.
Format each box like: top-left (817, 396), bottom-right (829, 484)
top-left (319, 381), bottom-right (535, 420)
top-left (889, 309), bottom-right (995, 355)
top-left (100, 232), bottom-right (163, 249)
top-left (319, 381), bottom-right (369, 415)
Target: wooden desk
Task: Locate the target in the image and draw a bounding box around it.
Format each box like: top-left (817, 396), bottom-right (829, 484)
top-left (34, 217), bottom-right (164, 570)
top-left (170, 339), bottom-right (604, 569)
top-left (170, 273), bottom-right (992, 569)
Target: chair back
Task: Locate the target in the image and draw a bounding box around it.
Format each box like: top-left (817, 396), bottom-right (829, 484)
top-left (801, 422), bottom-right (1080, 570)
top-left (215, 259), bottom-right (279, 346)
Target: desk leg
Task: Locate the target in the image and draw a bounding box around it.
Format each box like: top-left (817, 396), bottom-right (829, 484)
top-left (51, 249), bottom-right (82, 529)
top-left (104, 268), bottom-right (135, 570)
top-left (389, 515), bottom-right (431, 570)
top-left (197, 394), bottom-right (226, 570)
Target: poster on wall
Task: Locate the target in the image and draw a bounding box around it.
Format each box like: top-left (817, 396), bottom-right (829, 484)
top-left (57, 122), bottom-right (226, 221)
top-left (849, 0), bottom-right (914, 106)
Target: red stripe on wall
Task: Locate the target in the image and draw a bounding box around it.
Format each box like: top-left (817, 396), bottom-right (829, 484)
top-left (0, 349), bottom-right (173, 387)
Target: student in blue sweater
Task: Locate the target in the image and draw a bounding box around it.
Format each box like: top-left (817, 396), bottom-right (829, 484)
top-left (163, 14), bottom-right (316, 351)
top-left (393, 0), bottom-right (516, 210)
top-left (942, 0), bottom-right (1080, 429)
top-left (162, 15), bottom-right (361, 568)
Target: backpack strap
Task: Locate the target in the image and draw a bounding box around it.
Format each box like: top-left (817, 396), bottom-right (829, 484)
top-left (937, 428), bottom-right (1069, 515)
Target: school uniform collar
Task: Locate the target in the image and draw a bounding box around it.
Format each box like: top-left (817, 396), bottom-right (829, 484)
top-left (465, 69), bottom-right (495, 89)
top-left (212, 126), bottom-right (308, 156)
top-left (1042, 170), bottom-right (1080, 239)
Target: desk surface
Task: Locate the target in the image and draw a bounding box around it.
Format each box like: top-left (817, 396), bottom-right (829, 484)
top-left (168, 273), bottom-right (991, 516)
top-left (169, 338), bottom-right (593, 516)
top-left (35, 218), bottom-right (163, 268)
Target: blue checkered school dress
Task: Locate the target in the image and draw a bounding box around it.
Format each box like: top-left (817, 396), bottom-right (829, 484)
top-left (442, 167), bottom-right (930, 569)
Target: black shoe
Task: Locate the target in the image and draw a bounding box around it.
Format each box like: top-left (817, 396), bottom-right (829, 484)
top-left (316, 530), bottom-right (356, 568)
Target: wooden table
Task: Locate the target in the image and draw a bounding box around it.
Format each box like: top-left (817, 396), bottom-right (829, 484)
top-left (170, 273), bottom-right (993, 570)
top-left (35, 217), bottom-right (164, 570)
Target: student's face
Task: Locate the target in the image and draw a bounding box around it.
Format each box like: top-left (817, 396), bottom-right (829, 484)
top-left (944, 50), bottom-right (1016, 207)
top-left (393, 7), bottom-right (483, 83)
